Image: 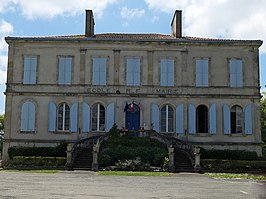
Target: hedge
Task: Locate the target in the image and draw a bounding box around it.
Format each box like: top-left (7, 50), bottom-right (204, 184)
top-left (8, 156), bottom-right (66, 168)
top-left (8, 143), bottom-right (67, 158)
top-left (201, 159), bottom-right (266, 172)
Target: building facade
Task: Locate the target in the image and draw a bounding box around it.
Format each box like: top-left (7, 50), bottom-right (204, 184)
top-left (2, 10), bottom-right (263, 163)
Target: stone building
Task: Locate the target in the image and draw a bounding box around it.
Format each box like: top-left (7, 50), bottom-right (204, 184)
top-left (2, 10), bottom-right (263, 164)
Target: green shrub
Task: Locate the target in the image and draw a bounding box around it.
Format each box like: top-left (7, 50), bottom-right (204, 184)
top-left (115, 158), bottom-right (151, 171)
top-left (8, 156), bottom-right (66, 168)
top-left (200, 148), bottom-right (259, 160)
top-left (201, 159), bottom-right (266, 172)
top-left (8, 143), bottom-right (67, 159)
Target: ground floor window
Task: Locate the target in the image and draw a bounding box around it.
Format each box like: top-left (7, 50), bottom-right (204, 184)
top-left (231, 105), bottom-right (243, 133)
top-left (196, 105), bottom-right (208, 133)
top-left (92, 103), bottom-right (105, 131)
top-left (57, 103), bottom-right (70, 131)
top-left (161, 105), bottom-right (174, 132)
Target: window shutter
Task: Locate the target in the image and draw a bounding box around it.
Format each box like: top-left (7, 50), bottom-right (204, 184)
top-left (100, 58), bottom-right (107, 85)
top-left (28, 102), bottom-right (35, 131)
top-left (30, 56), bottom-right (37, 84)
top-left (93, 58), bottom-right (100, 85)
top-left (106, 103), bottom-right (115, 132)
top-left (58, 58), bottom-right (65, 84)
top-left (48, 102), bottom-right (56, 132)
top-left (126, 59), bottom-right (134, 86)
top-left (151, 103), bottom-right (160, 132)
top-left (188, 103), bottom-right (196, 134)
top-left (160, 59), bottom-right (168, 86)
top-left (230, 60), bottom-right (237, 87)
top-left (223, 104), bottom-right (230, 134)
top-left (65, 57), bottom-right (72, 85)
top-left (196, 60), bottom-right (202, 87)
top-left (134, 59), bottom-right (140, 86)
top-left (176, 104), bottom-right (184, 134)
top-left (210, 104), bottom-right (216, 134)
top-left (202, 60), bottom-right (208, 86)
top-left (236, 60), bottom-right (243, 87)
top-left (245, 104), bottom-right (252, 134)
top-left (23, 57), bottom-right (31, 84)
top-left (70, 102), bottom-right (78, 133)
top-left (21, 102), bottom-right (29, 131)
top-left (168, 59), bottom-right (174, 86)
top-left (82, 102), bottom-right (90, 133)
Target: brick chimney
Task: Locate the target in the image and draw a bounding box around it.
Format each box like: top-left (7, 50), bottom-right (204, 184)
top-left (171, 10), bottom-right (182, 38)
top-left (85, 10), bottom-right (94, 37)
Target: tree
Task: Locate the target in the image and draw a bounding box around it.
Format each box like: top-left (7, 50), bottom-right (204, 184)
top-left (261, 93), bottom-right (266, 142)
top-left (0, 114), bottom-right (4, 134)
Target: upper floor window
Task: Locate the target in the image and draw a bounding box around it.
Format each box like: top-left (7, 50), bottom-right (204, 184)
top-left (126, 58), bottom-right (140, 86)
top-left (230, 59), bottom-right (243, 87)
top-left (160, 59), bottom-right (174, 86)
top-left (23, 55), bottom-right (37, 84)
top-left (196, 59), bottom-right (208, 87)
top-left (58, 56), bottom-right (72, 85)
top-left (57, 103), bottom-right (70, 131)
top-left (92, 103), bottom-right (105, 132)
top-left (231, 105), bottom-right (243, 134)
top-left (160, 105), bottom-right (174, 133)
top-left (92, 57), bottom-right (107, 85)
top-left (21, 101), bottom-right (35, 132)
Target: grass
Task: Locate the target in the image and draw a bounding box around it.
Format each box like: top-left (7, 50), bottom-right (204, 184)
top-left (97, 171), bottom-right (172, 176)
top-left (0, 169), bottom-right (59, 174)
top-left (205, 172), bottom-right (266, 180)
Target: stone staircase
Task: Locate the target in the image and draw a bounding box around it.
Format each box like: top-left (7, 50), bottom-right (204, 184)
top-left (174, 150), bottom-right (194, 172)
top-left (72, 147), bottom-right (93, 170)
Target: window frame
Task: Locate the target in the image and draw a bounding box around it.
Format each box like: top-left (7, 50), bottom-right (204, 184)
top-left (229, 59), bottom-right (243, 88)
top-left (92, 57), bottom-right (107, 85)
top-left (23, 55), bottom-right (38, 84)
top-left (58, 56), bottom-right (73, 85)
top-left (91, 103), bottom-right (106, 132)
top-left (160, 104), bottom-right (174, 133)
top-left (57, 103), bottom-right (70, 131)
top-left (195, 59), bottom-right (209, 87)
top-left (20, 101), bottom-right (36, 133)
top-left (230, 105), bottom-right (243, 134)
top-left (126, 58), bottom-right (141, 86)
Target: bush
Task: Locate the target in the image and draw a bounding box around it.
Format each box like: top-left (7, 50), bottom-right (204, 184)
top-left (8, 143), bottom-right (67, 159)
top-left (8, 156), bottom-right (66, 168)
top-left (114, 158), bottom-right (151, 171)
top-left (200, 148), bottom-right (259, 160)
top-left (201, 159), bottom-right (266, 172)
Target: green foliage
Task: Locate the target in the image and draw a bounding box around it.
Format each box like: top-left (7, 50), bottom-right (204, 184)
top-left (8, 156), bottom-right (66, 168)
top-left (201, 159), bottom-right (266, 172)
top-left (261, 93), bottom-right (266, 142)
top-left (0, 114), bottom-right (4, 133)
top-left (200, 148), bottom-right (259, 160)
top-left (114, 158), bottom-right (151, 171)
top-left (8, 143), bottom-right (67, 159)
top-left (97, 171), bottom-right (172, 176)
top-left (205, 173), bottom-right (266, 180)
top-left (99, 128), bottom-right (168, 169)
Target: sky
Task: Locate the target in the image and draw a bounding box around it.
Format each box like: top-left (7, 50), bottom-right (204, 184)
top-left (0, 0), bottom-right (266, 113)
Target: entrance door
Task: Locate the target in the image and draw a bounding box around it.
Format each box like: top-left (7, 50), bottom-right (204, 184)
top-left (125, 102), bottom-right (140, 130)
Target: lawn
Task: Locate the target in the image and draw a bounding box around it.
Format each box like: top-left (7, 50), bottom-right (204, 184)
top-left (97, 171), bottom-right (172, 176)
top-left (205, 172), bottom-right (266, 180)
top-left (0, 169), bottom-right (59, 174)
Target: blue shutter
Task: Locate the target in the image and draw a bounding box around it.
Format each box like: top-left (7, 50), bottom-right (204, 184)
top-left (196, 60), bottom-right (202, 87)
top-left (23, 57), bottom-right (31, 84)
top-left (151, 104), bottom-right (160, 132)
top-left (100, 58), bottom-right (107, 85)
top-left (106, 103), bottom-right (115, 132)
top-left (196, 59), bottom-right (208, 87)
top-left (48, 102), bottom-right (56, 132)
top-left (65, 57), bottom-right (72, 85)
top-left (188, 103), bottom-right (196, 134)
top-left (202, 60), bottom-right (208, 86)
top-left (160, 59), bottom-right (167, 86)
top-left (168, 59), bottom-right (174, 86)
top-left (21, 102), bottom-right (29, 131)
top-left (93, 58), bottom-right (100, 85)
top-left (58, 57), bottom-right (65, 84)
top-left (126, 59), bottom-right (134, 85)
top-left (30, 56), bottom-right (37, 84)
top-left (176, 104), bottom-right (184, 134)
top-left (82, 102), bottom-right (90, 133)
top-left (134, 59), bottom-right (140, 86)
top-left (236, 60), bottom-right (243, 87)
top-left (70, 102), bottom-right (78, 132)
top-left (223, 104), bottom-right (230, 134)
top-left (245, 104), bottom-right (252, 134)
top-left (28, 102), bottom-right (35, 131)
top-left (210, 104), bottom-right (216, 134)
top-left (230, 60), bottom-right (237, 87)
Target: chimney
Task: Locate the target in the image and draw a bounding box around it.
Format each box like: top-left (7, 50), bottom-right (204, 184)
top-left (171, 10), bottom-right (182, 38)
top-left (85, 10), bottom-right (95, 37)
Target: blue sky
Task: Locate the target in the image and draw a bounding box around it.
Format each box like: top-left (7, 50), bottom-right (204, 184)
top-left (0, 0), bottom-right (266, 113)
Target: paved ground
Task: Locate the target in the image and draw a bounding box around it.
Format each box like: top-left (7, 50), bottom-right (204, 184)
top-left (0, 171), bottom-right (266, 199)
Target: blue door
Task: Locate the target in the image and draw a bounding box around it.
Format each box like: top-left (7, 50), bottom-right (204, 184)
top-left (124, 102), bottom-right (140, 130)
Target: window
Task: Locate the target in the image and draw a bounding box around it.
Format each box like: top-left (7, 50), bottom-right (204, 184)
top-left (92, 58), bottom-right (107, 85)
top-left (58, 56), bottom-right (72, 85)
top-left (160, 59), bottom-right (174, 86)
top-left (126, 58), bottom-right (140, 86)
top-left (196, 105), bottom-right (208, 133)
top-left (230, 59), bottom-right (243, 87)
top-left (231, 105), bottom-right (243, 133)
top-left (160, 105), bottom-right (174, 132)
top-left (92, 104), bottom-right (105, 131)
top-left (57, 103), bottom-right (70, 131)
top-left (23, 55), bottom-right (37, 84)
top-left (196, 59), bottom-right (208, 87)
top-left (21, 102), bottom-right (35, 132)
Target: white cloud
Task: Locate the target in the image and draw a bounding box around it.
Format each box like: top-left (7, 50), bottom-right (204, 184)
top-left (145, 0), bottom-right (266, 53)
top-left (0, 0), bottom-right (118, 19)
top-left (120, 7), bottom-right (145, 20)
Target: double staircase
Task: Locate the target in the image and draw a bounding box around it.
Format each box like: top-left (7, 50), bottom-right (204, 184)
top-left (72, 147), bottom-right (93, 170)
top-left (174, 150), bottom-right (195, 172)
